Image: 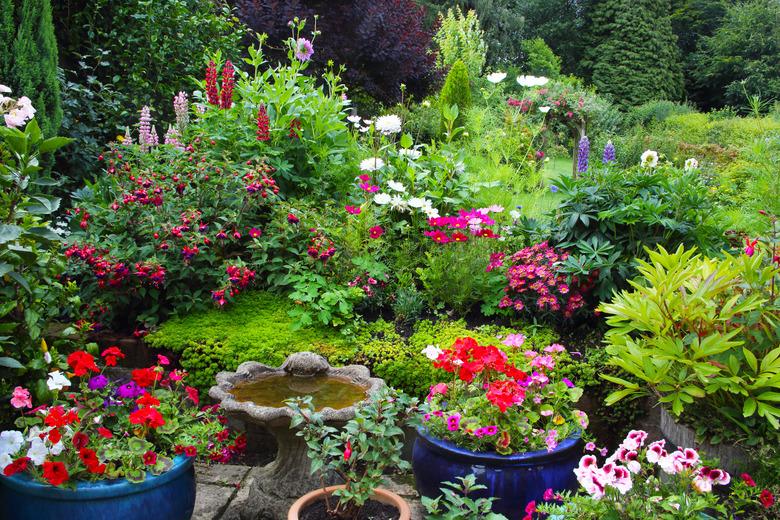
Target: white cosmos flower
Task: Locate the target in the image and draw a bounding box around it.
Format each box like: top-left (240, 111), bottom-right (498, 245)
top-left (423, 206), bottom-right (440, 219)
top-left (398, 148), bottom-right (422, 160)
top-left (539, 106), bottom-right (551, 114)
top-left (387, 180), bottom-right (406, 193)
top-left (0, 431), bottom-right (24, 456)
top-left (346, 115), bottom-right (362, 124)
top-left (375, 114), bottom-right (402, 135)
top-left (408, 197), bottom-right (425, 208)
top-left (517, 75), bottom-right (549, 87)
top-left (390, 195), bottom-right (409, 212)
top-left (640, 150), bottom-right (659, 168)
top-left (373, 193), bottom-right (391, 205)
top-left (360, 157), bottom-right (385, 171)
top-left (422, 344), bottom-right (443, 360)
top-left (0, 84), bottom-right (11, 94)
top-left (358, 126), bottom-right (370, 133)
top-left (486, 72), bottom-right (507, 84)
top-left (47, 370), bottom-right (71, 391)
top-left (684, 158), bottom-right (699, 171)
top-left (510, 210), bottom-right (521, 220)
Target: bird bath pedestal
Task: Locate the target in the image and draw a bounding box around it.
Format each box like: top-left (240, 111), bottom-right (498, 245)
top-left (209, 352), bottom-right (384, 519)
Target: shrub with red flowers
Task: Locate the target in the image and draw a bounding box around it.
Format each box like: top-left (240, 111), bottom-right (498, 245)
top-left (0, 347), bottom-right (243, 487)
top-left (420, 337), bottom-right (587, 455)
top-left (495, 241), bottom-right (594, 320)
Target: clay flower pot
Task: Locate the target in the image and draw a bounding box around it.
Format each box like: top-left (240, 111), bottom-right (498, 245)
top-left (288, 485), bottom-right (411, 520)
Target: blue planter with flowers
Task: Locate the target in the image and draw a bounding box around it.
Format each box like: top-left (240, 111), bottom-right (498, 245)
top-left (412, 428), bottom-right (581, 520)
top-left (0, 455), bottom-right (195, 520)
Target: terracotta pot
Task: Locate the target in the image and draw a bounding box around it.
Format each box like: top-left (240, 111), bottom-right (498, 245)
top-left (288, 485), bottom-right (411, 520)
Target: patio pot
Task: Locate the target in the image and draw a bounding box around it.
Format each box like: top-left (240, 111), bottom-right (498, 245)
top-left (659, 407), bottom-right (748, 474)
top-left (412, 428), bottom-right (581, 520)
top-left (0, 455), bottom-right (195, 520)
top-left (288, 485), bottom-right (411, 520)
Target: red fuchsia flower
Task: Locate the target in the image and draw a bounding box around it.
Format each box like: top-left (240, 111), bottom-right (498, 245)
top-left (369, 226), bottom-right (384, 239)
top-left (248, 227), bottom-right (262, 239)
top-left (3, 456), bottom-right (30, 476)
top-left (744, 237), bottom-right (758, 256)
top-left (345, 205), bottom-right (361, 215)
top-left (741, 473), bottom-right (756, 487)
top-left (287, 213), bottom-right (300, 224)
top-left (205, 60), bottom-right (219, 106)
top-left (760, 489), bottom-right (775, 508)
top-left (10, 386), bottom-right (32, 409)
top-left (67, 351), bottom-right (99, 377)
top-left (181, 245), bottom-right (199, 261)
top-left (42, 461), bottom-right (69, 486)
top-left (132, 367), bottom-right (161, 388)
top-left (129, 406), bottom-right (165, 429)
top-left (219, 60), bottom-right (235, 109)
top-left (142, 450), bottom-right (158, 466)
top-left (343, 440), bottom-right (352, 461)
top-left (256, 104), bottom-right (270, 141)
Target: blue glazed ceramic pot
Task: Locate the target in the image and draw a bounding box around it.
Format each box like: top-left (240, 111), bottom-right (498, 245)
top-left (412, 428), bottom-right (581, 520)
top-left (0, 455), bottom-right (195, 520)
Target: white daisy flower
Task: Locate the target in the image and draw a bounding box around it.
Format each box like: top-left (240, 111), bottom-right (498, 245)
top-left (375, 114), bottom-right (402, 135)
top-left (347, 115), bottom-right (362, 124)
top-left (390, 195), bottom-right (409, 212)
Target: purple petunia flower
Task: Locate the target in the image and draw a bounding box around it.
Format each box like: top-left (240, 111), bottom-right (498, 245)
top-left (115, 381), bottom-right (144, 399)
top-left (88, 374), bottom-right (109, 390)
top-left (294, 38), bottom-right (314, 62)
top-left (562, 377), bottom-right (574, 388)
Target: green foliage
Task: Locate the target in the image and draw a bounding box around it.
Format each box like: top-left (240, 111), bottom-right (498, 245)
top-left (421, 474), bottom-right (507, 519)
top-left (0, 119), bottom-right (75, 408)
top-left (432, 7), bottom-right (487, 79)
top-left (585, 0), bottom-right (684, 107)
top-left (521, 38), bottom-right (561, 78)
top-left (600, 246), bottom-right (780, 444)
top-left (439, 60), bottom-right (472, 131)
top-left (287, 388), bottom-right (419, 516)
top-left (0, 0), bottom-right (13, 81)
top-left (626, 100), bottom-right (696, 127)
top-left (693, 0), bottom-right (780, 109)
top-left (146, 292), bottom-right (355, 390)
top-left (8, 0), bottom-right (62, 137)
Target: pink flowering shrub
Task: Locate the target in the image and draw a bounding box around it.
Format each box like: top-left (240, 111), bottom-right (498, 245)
top-left (494, 241), bottom-right (595, 320)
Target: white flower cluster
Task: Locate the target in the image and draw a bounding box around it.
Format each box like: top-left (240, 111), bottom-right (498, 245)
top-left (348, 114), bottom-right (402, 135)
top-left (0, 85), bottom-right (36, 128)
top-left (373, 180), bottom-right (439, 218)
top-left (359, 157), bottom-right (385, 171)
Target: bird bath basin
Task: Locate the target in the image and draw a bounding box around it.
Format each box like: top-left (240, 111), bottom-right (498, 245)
top-left (209, 352), bottom-right (384, 511)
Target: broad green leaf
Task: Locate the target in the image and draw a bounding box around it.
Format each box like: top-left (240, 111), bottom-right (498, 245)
top-left (0, 357), bottom-right (24, 369)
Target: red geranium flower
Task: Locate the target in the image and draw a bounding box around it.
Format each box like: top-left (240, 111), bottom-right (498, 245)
top-left (67, 351), bottom-right (99, 377)
top-left (42, 461), bottom-right (69, 486)
top-left (142, 451), bottom-right (157, 466)
top-left (132, 367), bottom-right (161, 388)
top-left (129, 407), bottom-right (165, 429)
top-left (48, 427), bottom-right (62, 444)
top-left (185, 386), bottom-right (199, 405)
top-left (44, 406), bottom-right (79, 428)
top-left (101, 346), bottom-right (125, 367)
top-left (486, 379), bottom-right (525, 413)
top-left (136, 393), bottom-right (161, 407)
top-left (97, 427), bottom-right (113, 439)
top-left (3, 457), bottom-right (30, 476)
top-left (760, 489), bottom-right (775, 508)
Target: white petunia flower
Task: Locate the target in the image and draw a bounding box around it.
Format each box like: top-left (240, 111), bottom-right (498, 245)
top-left (486, 72), bottom-right (507, 84)
top-left (0, 431), bottom-right (24, 456)
top-left (375, 114), bottom-right (402, 135)
top-left (390, 195), bottom-right (409, 212)
top-left (26, 438), bottom-right (48, 466)
top-left (360, 157), bottom-right (385, 171)
top-left (539, 106), bottom-right (551, 114)
top-left (47, 370), bottom-right (71, 391)
top-left (422, 344), bottom-right (443, 360)
top-left (0, 453), bottom-right (11, 472)
top-left (684, 158), bottom-right (699, 171)
top-left (387, 180), bottom-right (407, 193)
top-left (640, 150), bottom-right (659, 168)
top-left (398, 148), bottom-right (422, 160)
top-left (373, 193), bottom-right (391, 205)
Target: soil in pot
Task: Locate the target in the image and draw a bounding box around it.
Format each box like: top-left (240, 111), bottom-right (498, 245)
top-left (299, 498), bottom-right (400, 520)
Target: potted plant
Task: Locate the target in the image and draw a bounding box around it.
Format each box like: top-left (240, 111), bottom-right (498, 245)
top-left (537, 430), bottom-right (778, 519)
top-left (0, 346), bottom-right (245, 519)
top-left (286, 386), bottom-right (418, 520)
top-left (599, 243), bottom-right (780, 472)
top-left (413, 336), bottom-right (588, 519)
top-left (421, 474), bottom-right (508, 519)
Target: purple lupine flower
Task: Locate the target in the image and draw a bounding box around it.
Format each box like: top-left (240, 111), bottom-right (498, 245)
top-left (577, 135), bottom-right (590, 173)
top-left (123, 126), bottom-right (134, 145)
top-left (164, 125), bottom-right (183, 150)
top-left (139, 106), bottom-right (152, 152)
top-left (294, 38), bottom-right (314, 61)
top-left (602, 140), bottom-right (616, 164)
top-left (173, 91), bottom-right (189, 132)
top-left (148, 125), bottom-right (159, 146)
top-left (88, 374), bottom-right (109, 390)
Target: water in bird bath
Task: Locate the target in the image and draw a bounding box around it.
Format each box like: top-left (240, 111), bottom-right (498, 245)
top-left (229, 374), bottom-right (368, 410)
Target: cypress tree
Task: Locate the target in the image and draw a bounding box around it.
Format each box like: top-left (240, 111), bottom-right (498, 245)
top-left (0, 0), bottom-right (14, 81)
top-left (585, 0), bottom-right (684, 107)
top-left (439, 60), bottom-right (472, 131)
top-left (10, 0), bottom-right (62, 137)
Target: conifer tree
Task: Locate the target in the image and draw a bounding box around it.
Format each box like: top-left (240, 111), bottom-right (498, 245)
top-left (439, 60), bottom-right (471, 131)
top-left (585, 0), bottom-right (683, 107)
top-left (0, 0), bottom-right (14, 81)
top-left (10, 0), bottom-right (62, 136)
